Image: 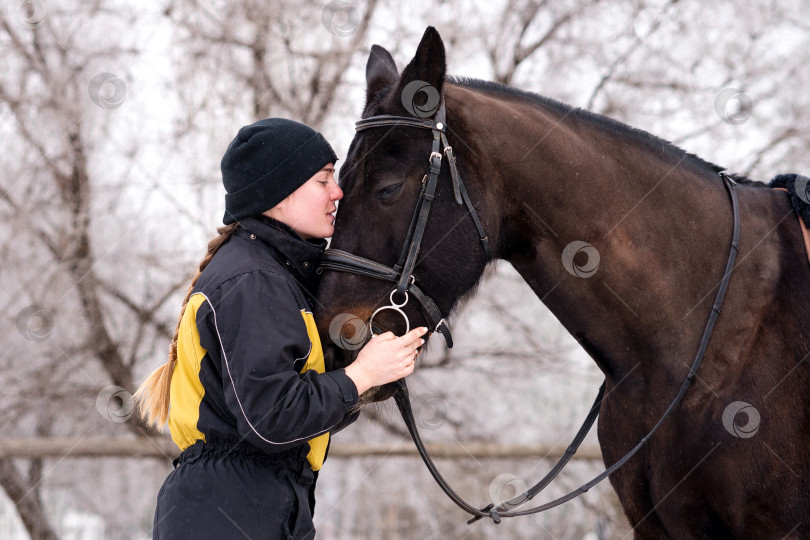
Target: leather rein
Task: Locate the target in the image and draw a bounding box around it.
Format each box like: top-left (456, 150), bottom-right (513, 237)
top-left (318, 100), bottom-right (742, 525)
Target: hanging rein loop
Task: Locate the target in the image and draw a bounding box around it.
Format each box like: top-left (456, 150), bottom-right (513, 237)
top-left (319, 98), bottom-right (490, 348)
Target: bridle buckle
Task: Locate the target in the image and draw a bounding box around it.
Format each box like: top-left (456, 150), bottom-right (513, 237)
top-left (434, 317), bottom-right (447, 334)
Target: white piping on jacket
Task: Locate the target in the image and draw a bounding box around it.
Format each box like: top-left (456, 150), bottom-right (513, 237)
top-left (194, 292), bottom-right (336, 446)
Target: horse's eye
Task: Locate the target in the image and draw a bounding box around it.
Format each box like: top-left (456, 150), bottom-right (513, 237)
top-left (377, 183), bottom-right (403, 200)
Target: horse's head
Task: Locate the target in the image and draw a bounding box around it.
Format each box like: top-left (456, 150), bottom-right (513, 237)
top-left (316, 27), bottom-right (494, 403)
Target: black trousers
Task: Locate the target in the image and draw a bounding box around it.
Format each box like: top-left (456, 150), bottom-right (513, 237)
top-left (153, 440), bottom-right (317, 540)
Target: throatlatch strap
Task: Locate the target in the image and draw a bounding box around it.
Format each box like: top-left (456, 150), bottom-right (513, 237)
top-left (439, 131), bottom-right (491, 258)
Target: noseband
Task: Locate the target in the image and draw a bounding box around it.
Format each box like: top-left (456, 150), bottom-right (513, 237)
top-left (318, 100), bottom-right (491, 347)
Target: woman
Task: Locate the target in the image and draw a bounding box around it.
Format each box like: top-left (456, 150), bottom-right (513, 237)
top-left (135, 118), bottom-right (425, 539)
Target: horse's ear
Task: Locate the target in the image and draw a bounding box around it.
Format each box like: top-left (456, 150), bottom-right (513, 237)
top-left (388, 27), bottom-right (446, 114)
top-left (366, 45), bottom-right (398, 106)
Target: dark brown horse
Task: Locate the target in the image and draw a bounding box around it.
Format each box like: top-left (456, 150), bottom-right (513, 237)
top-left (315, 27), bottom-right (810, 538)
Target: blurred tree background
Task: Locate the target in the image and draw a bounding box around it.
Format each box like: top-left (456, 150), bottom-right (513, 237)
top-left (1, 0), bottom-right (808, 538)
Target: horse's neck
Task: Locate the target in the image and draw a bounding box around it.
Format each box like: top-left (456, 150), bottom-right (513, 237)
top-left (464, 92), bottom-right (737, 382)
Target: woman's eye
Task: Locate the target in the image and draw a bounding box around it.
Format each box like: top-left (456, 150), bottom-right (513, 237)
top-left (377, 183), bottom-right (403, 199)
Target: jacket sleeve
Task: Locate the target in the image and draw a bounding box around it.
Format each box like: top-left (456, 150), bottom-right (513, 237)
top-left (198, 269), bottom-right (358, 453)
top-left (331, 410), bottom-right (361, 436)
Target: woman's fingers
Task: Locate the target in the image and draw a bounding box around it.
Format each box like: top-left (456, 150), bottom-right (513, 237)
top-left (374, 331), bottom-right (396, 341)
top-left (399, 328), bottom-right (426, 361)
top-left (397, 339), bottom-right (423, 360)
top-left (405, 345), bottom-right (423, 367)
top-left (404, 327), bottom-right (428, 343)
top-left (349, 327), bottom-right (429, 392)
top-left (396, 327), bottom-right (427, 348)
top-left (362, 326), bottom-right (427, 372)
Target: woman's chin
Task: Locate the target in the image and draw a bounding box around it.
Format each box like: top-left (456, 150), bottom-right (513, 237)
top-left (320, 225), bottom-right (334, 240)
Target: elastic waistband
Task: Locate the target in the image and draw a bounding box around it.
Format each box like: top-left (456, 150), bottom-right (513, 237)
top-left (173, 439), bottom-right (308, 470)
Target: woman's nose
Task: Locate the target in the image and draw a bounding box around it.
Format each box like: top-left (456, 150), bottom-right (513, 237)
top-left (332, 182), bottom-right (344, 201)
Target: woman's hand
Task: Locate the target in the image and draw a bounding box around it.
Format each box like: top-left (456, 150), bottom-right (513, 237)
top-left (344, 327), bottom-right (428, 395)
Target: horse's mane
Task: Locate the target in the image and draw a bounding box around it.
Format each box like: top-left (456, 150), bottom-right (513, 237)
top-left (448, 76), bottom-right (763, 187)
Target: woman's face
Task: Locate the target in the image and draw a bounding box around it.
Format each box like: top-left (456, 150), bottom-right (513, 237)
top-left (265, 164), bottom-right (343, 240)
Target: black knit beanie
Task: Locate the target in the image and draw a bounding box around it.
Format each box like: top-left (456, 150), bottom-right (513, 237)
top-left (221, 118), bottom-right (338, 225)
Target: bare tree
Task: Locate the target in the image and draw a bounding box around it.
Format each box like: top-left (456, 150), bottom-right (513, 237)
top-left (0, 2), bottom-right (179, 536)
top-left (482, 0), bottom-right (605, 86)
top-left (163, 0), bottom-right (381, 151)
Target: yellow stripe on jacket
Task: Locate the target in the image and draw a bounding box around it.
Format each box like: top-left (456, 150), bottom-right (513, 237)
top-left (300, 310), bottom-right (329, 471)
top-left (168, 293), bottom-right (207, 450)
top-left (167, 295), bottom-right (330, 471)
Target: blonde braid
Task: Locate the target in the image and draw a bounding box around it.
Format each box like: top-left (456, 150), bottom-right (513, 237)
top-left (134, 222), bottom-right (240, 430)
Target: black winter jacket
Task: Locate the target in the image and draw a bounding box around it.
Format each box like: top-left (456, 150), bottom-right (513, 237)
top-left (153, 216), bottom-right (359, 539)
top-left (167, 215), bottom-right (359, 470)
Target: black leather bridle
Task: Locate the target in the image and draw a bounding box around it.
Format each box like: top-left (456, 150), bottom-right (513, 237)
top-left (319, 99), bottom-right (491, 348)
top-left (319, 99), bottom-right (741, 525)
